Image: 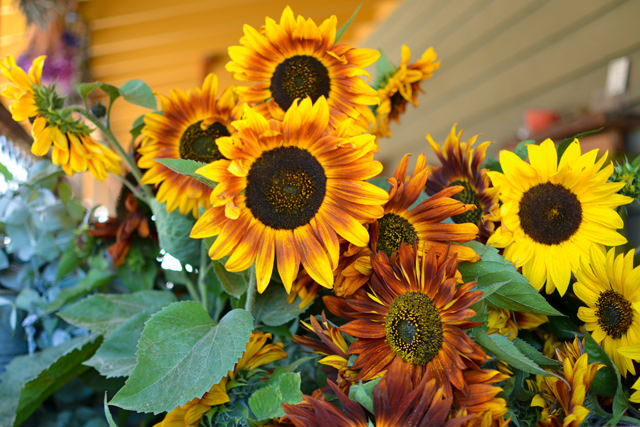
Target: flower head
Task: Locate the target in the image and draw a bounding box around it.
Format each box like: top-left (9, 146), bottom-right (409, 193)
top-left (138, 74), bottom-right (241, 217)
top-left (426, 124), bottom-right (500, 242)
top-left (226, 6), bottom-right (379, 127)
top-left (374, 44), bottom-right (440, 137)
top-left (487, 138), bottom-right (631, 295)
top-left (325, 244), bottom-right (485, 390)
top-left (191, 97), bottom-right (388, 293)
top-left (574, 246), bottom-right (640, 377)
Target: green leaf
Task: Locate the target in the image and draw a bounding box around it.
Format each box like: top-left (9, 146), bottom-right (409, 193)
top-left (514, 140), bottom-right (534, 160)
top-left (373, 49), bottom-right (395, 89)
top-left (104, 394), bottom-right (118, 427)
top-left (46, 268), bottom-right (114, 313)
top-left (249, 372), bottom-right (303, 420)
top-left (349, 378), bottom-right (381, 414)
top-left (253, 282), bottom-right (308, 327)
top-left (460, 242), bottom-right (562, 316)
top-left (0, 334), bottom-right (102, 427)
top-left (58, 290), bottom-right (175, 337)
top-left (56, 242), bottom-right (82, 281)
top-left (583, 331), bottom-right (627, 424)
top-left (84, 308), bottom-right (162, 378)
top-left (110, 304), bottom-right (253, 414)
top-left (512, 337), bottom-right (561, 369)
top-left (150, 199), bottom-right (200, 266)
top-left (557, 128), bottom-right (603, 162)
top-left (335, 3), bottom-right (361, 44)
top-left (129, 113), bottom-right (147, 140)
top-left (119, 80), bottom-right (157, 109)
top-left (100, 83), bottom-right (121, 106)
top-left (474, 330), bottom-right (565, 382)
top-left (213, 261), bottom-right (247, 298)
top-left (77, 82), bottom-right (103, 99)
top-left (154, 158), bottom-right (217, 190)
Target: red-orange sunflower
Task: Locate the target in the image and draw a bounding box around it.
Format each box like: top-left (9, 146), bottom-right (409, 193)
top-left (426, 124), bottom-right (500, 242)
top-left (191, 97), bottom-right (388, 294)
top-left (325, 244), bottom-right (486, 390)
top-left (333, 152), bottom-right (479, 297)
top-left (138, 74), bottom-right (240, 217)
top-left (226, 6), bottom-right (379, 127)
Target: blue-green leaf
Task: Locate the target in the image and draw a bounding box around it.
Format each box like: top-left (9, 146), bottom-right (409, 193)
top-left (249, 372), bottom-right (303, 420)
top-left (119, 80), bottom-right (157, 109)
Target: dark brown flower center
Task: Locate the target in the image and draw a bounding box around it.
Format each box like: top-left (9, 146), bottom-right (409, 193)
top-left (518, 183), bottom-right (582, 245)
top-left (270, 55), bottom-right (331, 111)
top-left (245, 146), bottom-right (326, 229)
top-left (376, 213), bottom-right (418, 257)
top-left (179, 120), bottom-right (229, 163)
top-left (449, 179), bottom-right (482, 225)
top-left (385, 292), bottom-right (443, 365)
top-left (596, 289), bottom-right (633, 339)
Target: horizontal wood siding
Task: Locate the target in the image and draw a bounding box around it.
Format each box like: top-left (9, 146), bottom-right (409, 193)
top-left (365, 0), bottom-right (640, 169)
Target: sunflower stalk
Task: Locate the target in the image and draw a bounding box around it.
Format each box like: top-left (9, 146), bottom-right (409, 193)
top-left (245, 264), bottom-right (257, 318)
top-left (198, 240), bottom-right (209, 313)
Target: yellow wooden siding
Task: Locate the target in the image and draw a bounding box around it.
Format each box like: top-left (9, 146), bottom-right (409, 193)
top-left (365, 0), bottom-right (640, 167)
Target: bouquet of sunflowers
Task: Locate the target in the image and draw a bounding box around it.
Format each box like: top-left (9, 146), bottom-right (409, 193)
top-left (1, 5), bottom-right (640, 427)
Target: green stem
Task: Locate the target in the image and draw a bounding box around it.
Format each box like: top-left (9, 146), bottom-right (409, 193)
top-left (198, 241), bottom-right (209, 313)
top-left (183, 275), bottom-right (201, 306)
top-left (244, 264), bottom-right (257, 317)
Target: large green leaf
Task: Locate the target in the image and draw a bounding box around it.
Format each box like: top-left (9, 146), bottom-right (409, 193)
top-left (349, 378), bottom-right (381, 414)
top-left (460, 242), bottom-right (562, 316)
top-left (110, 304), bottom-right (253, 414)
top-left (154, 158), bottom-right (217, 189)
top-left (474, 329), bottom-right (565, 382)
top-left (0, 334), bottom-right (102, 427)
top-left (58, 290), bottom-right (176, 337)
top-left (212, 261), bottom-right (247, 299)
top-left (249, 372), bottom-right (303, 420)
top-left (46, 268), bottom-right (114, 313)
top-left (84, 308), bottom-right (163, 378)
top-left (150, 200), bottom-right (200, 267)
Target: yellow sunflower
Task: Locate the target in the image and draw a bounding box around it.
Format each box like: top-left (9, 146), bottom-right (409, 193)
top-left (333, 152), bottom-right (479, 297)
top-left (325, 244), bottom-right (486, 390)
top-left (529, 337), bottom-right (602, 427)
top-left (226, 6), bottom-right (379, 127)
top-left (138, 74), bottom-right (240, 217)
top-left (154, 331), bottom-right (287, 427)
top-left (191, 97), bottom-right (388, 293)
top-left (487, 138), bottom-right (631, 296)
top-left (1, 55), bottom-right (122, 180)
top-left (618, 344), bottom-right (640, 402)
top-left (426, 124), bottom-right (500, 242)
top-left (0, 55), bottom-right (43, 121)
top-left (574, 246), bottom-right (640, 377)
top-left (374, 44), bottom-right (440, 137)
top-left (487, 307), bottom-right (548, 341)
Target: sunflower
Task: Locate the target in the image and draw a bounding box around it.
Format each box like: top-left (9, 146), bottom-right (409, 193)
top-left (191, 97), bottom-right (388, 294)
top-left (333, 152), bottom-right (479, 297)
top-left (153, 331), bottom-right (287, 427)
top-left (292, 312), bottom-right (358, 391)
top-left (453, 367), bottom-right (510, 427)
top-left (426, 124), bottom-right (500, 242)
top-left (1, 55), bottom-right (122, 180)
top-left (283, 360), bottom-right (463, 427)
top-left (325, 243), bottom-right (485, 390)
top-left (226, 6), bottom-right (379, 127)
top-left (138, 74), bottom-right (240, 217)
top-left (529, 337), bottom-right (602, 427)
top-left (487, 138), bottom-right (631, 296)
top-left (574, 246), bottom-right (640, 377)
top-left (618, 344), bottom-right (640, 403)
top-left (0, 55), bottom-right (43, 121)
top-left (373, 44), bottom-right (440, 137)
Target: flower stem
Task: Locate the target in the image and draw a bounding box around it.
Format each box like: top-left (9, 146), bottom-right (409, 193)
top-left (198, 241), bottom-right (209, 313)
top-left (183, 275), bottom-right (201, 306)
top-left (245, 264), bottom-right (257, 318)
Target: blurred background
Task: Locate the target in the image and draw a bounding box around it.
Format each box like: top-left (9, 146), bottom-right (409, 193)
top-left (1, 0), bottom-right (640, 211)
